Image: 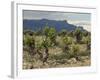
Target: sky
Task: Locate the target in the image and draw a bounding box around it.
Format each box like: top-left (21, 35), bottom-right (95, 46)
top-left (23, 10), bottom-right (91, 31)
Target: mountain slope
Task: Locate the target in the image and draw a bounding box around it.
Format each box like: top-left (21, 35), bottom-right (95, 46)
top-left (23, 19), bottom-right (84, 32)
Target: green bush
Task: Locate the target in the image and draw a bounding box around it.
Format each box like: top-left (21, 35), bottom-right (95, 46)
top-left (62, 35), bottom-right (72, 53)
top-left (74, 28), bottom-right (83, 43)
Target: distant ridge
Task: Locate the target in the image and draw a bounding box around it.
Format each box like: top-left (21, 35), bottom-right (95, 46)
top-left (23, 19), bottom-right (85, 32)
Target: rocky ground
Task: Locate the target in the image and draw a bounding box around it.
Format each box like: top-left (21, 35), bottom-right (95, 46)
top-left (23, 56), bottom-right (90, 69)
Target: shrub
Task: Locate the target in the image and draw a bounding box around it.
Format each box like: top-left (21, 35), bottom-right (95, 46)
top-left (43, 26), bottom-right (57, 46)
top-left (67, 44), bottom-right (80, 59)
top-left (62, 35), bottom-right (72, 53)
top-left (74, 28), bottom-right (83, 43)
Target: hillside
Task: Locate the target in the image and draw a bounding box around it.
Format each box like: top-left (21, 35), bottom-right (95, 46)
top-left (23, 19), bottom-right (84, 32)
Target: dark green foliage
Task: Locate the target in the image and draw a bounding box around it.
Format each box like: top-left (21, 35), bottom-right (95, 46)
top-left (43, 26), bottom-right (57, 46)
top-left (74, 28), bottom-right (83, 43)
top-left (58, 29), bottom-right (67, 37)
top-left (23, 30), bottom-right (34, 36)
top-left (43, 26), bottom-right (50, 37)
top-left (62, 35), bottom-right (72, 53)
top-left (41, 39), bottom-right (50, 48)
top-left (68, 31), bottom-right (74, 37)
top-left (85, 36), bottom-right (91, 50)
top-left (23, 35), bottom-right (36, 56)
top-left (71, 44), bottom-right (79, 56)
top-left (83, 30), bottom-right (91, 37)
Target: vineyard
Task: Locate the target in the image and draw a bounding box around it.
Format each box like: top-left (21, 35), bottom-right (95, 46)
top-left (23, 25), bottom-right (91, 69)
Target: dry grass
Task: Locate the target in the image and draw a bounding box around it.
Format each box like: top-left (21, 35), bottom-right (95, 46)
top-left (23, 35), bottom-right (91, 69)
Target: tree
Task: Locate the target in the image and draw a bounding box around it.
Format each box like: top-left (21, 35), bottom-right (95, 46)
top-left (43, 26), bottom-right (57, 46)
top-left (41, 39), bottom-right (50, 63)
top-left (72, 44), bottom-right (79, 55)
top-left (85, 36), bottom-right (91, 50)
top-left (71, 44), bottom-right (80, 60)
top-left (62, 35), bottom-right (72, 53)
top-left (83, 31), bottom-right (89, 37)
top-left (68, 31), bottom-right (74, 37)
top-left (74, 28), bottom-right (83, 43)
top-left (48, 28), bottom-right (57, 46)
top-left (23, 34), bottom-right (37, 56)
top-left (41, 25), bottom-right (57, 63)
top-left (43, 25), bottom-right (50, 37)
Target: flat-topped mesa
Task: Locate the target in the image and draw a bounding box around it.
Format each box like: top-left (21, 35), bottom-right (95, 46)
top-left (23, 19), bottom-right (86, 32)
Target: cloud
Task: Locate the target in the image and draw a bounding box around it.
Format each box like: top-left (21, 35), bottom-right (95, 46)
top-left (68, 20), bottom-right (91, 32)
top-left (23, 10), bottom-right (91, 21)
